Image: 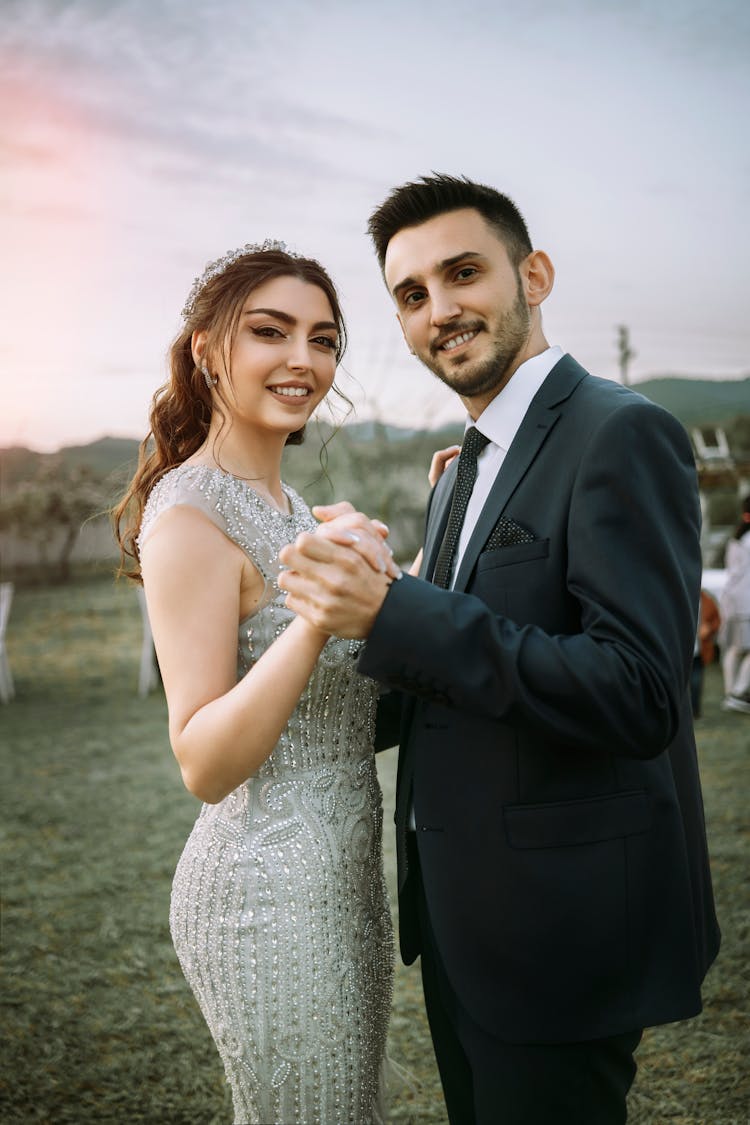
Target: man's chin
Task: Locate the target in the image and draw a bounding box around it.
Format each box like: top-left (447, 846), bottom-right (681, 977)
top-left (435, 362), bottom-right (504, 399)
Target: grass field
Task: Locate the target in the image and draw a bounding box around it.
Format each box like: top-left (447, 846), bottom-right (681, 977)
top-left (1, 574), bottom-right (747, 1124)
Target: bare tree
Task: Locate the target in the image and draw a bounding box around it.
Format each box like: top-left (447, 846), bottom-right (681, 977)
top-left (0, 462), bottom-right (107, 582)
top-left (616, 325), bottom-right (636, 386)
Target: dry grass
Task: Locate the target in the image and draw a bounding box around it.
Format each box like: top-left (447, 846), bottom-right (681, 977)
top-left (1, 574), bottom-right (746, 1123)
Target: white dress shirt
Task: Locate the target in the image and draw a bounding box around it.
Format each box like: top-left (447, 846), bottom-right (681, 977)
top-left (448, 345), bottom-right (563, 588)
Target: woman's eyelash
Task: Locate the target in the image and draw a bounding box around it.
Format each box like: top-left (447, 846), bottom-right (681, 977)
top-left (251, 326), bottom-right (336, 350)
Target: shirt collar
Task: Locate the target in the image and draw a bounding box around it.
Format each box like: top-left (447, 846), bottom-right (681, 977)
top-left (470, 345), bottom-right (563, 452)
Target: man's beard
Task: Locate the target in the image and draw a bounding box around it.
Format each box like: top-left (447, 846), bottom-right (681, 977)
top-left (423, 278), bottom-right (531, 400)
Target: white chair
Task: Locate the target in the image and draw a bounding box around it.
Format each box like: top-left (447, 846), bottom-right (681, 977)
top-left (136, 586), bottom-right (160, 697)
top-left (0, 582), bottom-right (15, 704)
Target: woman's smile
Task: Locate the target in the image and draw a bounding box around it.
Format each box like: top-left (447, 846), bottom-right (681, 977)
top-left (267, 382), bottom-right (313, 400)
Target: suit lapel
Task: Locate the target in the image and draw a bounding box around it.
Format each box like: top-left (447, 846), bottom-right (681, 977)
top-left (452, 355), bottom-right (587, 591)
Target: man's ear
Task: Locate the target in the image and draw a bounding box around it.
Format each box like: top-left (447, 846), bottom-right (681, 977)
top-left (191, 329), bottom-right (207, 367)
top-left (395, 313), bottom-right (416, 355)
top-left (521, 250), bottom-right (555, 308)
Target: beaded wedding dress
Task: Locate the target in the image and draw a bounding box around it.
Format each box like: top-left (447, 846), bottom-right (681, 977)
top-left (139, 465), bottom-right (394, 1124)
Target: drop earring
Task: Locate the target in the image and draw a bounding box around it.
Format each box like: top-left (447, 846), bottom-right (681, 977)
top-left (201, 363), bottom-right (217, 389)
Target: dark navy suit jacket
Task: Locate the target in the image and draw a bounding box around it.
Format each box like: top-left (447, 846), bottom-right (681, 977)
top-left (360, 354), bottom-right (720, 1044)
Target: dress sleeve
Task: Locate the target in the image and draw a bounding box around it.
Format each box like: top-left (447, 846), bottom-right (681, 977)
top-left (138, 471), bottom-right (228, 549)
top-left (137, 468), bottom-right (281, 589)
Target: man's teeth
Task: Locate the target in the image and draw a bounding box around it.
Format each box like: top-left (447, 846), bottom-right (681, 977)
top-left (442, 331), bottom-right (477, 351)
top-left (269, 386), bottom-right (310, 397)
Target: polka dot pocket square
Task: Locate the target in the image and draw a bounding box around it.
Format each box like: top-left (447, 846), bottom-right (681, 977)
top-left (483, 517), bottom-right (536, 551)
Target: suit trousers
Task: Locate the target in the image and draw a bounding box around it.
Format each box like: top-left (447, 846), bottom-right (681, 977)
top-left (409, 835), bottom-right (643, 1125)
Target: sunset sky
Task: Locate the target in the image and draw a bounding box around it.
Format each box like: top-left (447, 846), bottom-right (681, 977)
top-left (1, 0), bottom-right (748, 451)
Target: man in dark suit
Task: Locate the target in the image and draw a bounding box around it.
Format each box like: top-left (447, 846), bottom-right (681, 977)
top-left (278, 174), bottom-right (720, 1124)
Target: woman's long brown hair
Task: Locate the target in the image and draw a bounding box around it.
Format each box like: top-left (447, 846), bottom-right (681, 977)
top-left (113, 249), bottom-right (347, 581)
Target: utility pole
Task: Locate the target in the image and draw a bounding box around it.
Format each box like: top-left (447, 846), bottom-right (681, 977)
top-left (616, 324), bottom-right (636, 386)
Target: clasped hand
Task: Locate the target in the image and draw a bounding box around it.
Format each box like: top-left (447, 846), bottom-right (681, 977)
top-left (278, 503), bottom-right (401, 639)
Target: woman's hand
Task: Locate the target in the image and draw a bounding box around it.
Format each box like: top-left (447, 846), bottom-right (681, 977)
top-left (311, 502), bottom-right (401, 579)
top-left (428, 445), bottom-right (461, 487)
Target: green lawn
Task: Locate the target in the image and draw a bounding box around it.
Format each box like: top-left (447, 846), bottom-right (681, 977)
top-left (1, 575), bottom-right (747, 1124)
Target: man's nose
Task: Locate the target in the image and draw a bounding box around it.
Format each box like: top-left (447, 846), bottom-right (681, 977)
top-left (430, 291), bottom-right (461, 326)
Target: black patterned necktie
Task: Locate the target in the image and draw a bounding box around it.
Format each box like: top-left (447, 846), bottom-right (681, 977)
top-left (432, 426), bottom-right (490, 589)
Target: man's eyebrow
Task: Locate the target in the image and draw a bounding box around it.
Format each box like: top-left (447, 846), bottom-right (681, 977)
top-left (391, 251), bottom-right (484, 299)
top-left (242, 307), bottom-right (338, 332)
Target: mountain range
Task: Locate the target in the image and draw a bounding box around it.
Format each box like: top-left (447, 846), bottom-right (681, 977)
top-left (1, 376), bottom-right (747, 488)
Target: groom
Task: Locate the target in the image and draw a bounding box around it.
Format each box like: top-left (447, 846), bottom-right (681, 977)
top-left (279, 174), bottom-right (720, 1124)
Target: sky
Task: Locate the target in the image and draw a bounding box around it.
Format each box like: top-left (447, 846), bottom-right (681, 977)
top-left (1, 0), bottom-right (748, 452)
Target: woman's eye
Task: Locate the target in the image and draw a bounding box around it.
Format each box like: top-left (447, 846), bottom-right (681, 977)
top-left (312, 335), bottom-right (337, 350)
top-left (253, 326), bottom-right (284, 338)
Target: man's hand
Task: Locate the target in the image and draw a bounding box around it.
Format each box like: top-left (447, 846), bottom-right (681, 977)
top-left (278, 504), bottom-right (401, 639)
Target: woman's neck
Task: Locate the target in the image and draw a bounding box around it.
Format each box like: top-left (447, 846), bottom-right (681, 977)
top-left (188, 425), bottom-right (290, 512)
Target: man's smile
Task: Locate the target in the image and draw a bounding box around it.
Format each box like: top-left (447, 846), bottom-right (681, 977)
top-left (434, 328), bottom-right (480, 355)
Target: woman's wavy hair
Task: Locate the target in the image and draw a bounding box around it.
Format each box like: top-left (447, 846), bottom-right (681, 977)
top-left (113, 248), bottom-right (347, 581)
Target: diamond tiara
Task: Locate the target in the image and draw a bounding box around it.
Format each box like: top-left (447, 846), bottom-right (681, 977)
top-left (181, 238), bottom-right (291, 322)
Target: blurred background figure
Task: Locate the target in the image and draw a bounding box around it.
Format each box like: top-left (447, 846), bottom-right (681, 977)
top-left (719, 495), bottom-right (750, 714)
top-left (691, 589), bottom-right (721, 718)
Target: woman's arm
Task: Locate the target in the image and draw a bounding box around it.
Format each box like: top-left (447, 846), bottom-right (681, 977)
top-left (141, 503), bottom-right (397, 804)
top-left (141, 505), bottom-right (329, 804)
top-left (428, 444), bottom-right (460, 488)
top-left (408, 445), bottom-right (461, 576)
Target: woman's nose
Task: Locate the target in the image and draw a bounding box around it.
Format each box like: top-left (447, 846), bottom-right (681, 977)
top-left (286, 340), bottom-right (312, 370)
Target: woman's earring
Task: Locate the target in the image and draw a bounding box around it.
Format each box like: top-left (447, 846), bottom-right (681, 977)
top-left (201, 363), bottom-right (217, 389)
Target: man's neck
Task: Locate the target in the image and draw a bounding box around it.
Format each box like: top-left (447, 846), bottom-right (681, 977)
top-left (462, 332), bottom-right (550, 420)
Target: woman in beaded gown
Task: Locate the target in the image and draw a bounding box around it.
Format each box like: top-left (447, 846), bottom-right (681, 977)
top-left (114, 244), bottom-right (397, 1124)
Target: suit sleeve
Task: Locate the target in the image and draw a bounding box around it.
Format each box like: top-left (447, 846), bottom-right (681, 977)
top-left (358, 401), bottom-right (701, 760)
top-left (373, 689), bottom-right (404, 752)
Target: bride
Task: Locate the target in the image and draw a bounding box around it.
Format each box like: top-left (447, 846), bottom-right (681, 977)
top-left (114, 242), bottom-right (398, 1123)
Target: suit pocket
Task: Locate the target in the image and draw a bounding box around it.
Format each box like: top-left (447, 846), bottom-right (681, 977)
top-left (504, 790), bottom-right (652, 849)
top-left (476, 538), bottom-right (550, 570)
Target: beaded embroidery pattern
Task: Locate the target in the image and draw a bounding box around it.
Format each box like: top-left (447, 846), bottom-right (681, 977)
top-left (139, 465), bottom-right (394, 1124)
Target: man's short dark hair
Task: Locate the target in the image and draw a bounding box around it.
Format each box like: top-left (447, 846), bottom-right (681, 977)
top-left (367, 173), bottom-right (533, 272)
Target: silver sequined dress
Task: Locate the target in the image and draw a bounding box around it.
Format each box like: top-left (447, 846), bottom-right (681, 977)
top-left (138, 465), bottom-right (394, 1124)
